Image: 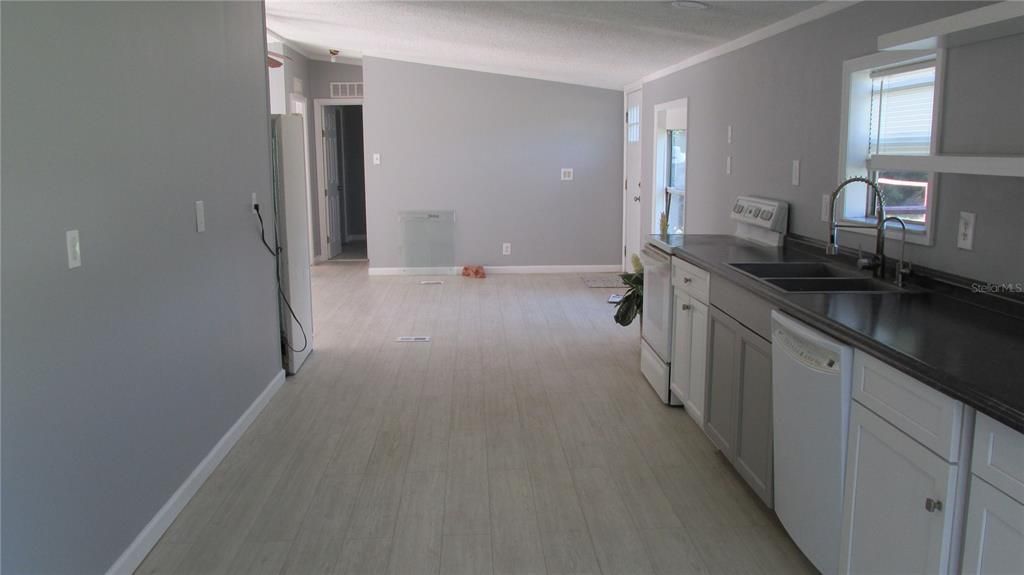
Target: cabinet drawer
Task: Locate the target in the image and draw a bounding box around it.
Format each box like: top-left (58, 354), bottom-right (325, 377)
top-left (972, 413), bottom-right (1024, 503)
top-left (852, 351), bottom-right (963, 462)
top-left (672, 257), bottom-right (710, 303)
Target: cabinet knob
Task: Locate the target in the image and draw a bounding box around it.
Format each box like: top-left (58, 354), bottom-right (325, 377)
top-left (681, 304), bottom-right (692, 311)
top-left (925, 498), bottom-right (943, 513)
top-left (683, 277), bottom-right (692, 284)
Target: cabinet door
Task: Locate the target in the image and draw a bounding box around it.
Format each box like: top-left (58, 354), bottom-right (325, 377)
top-left (685, 299), bottom-right (709, 427)
top-left (734, 328), bottom-right (773, 507)
top-left (840, 402), bottom-right (958, 575)
top-left (705, 307), bottom-right (739, 457)
top-left (670, 289), bottom-right (693, 407)
top-left (961, 478), bottom-right (1024, 575)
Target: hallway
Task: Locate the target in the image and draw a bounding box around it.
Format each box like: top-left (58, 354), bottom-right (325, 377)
top-left (138, 263), bottom-right (813, 574)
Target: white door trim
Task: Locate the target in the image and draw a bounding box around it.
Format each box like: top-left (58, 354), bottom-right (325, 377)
top-left (622, 91), bottom-right (629, 271)
top-left (313, 97), bottom-right (364, 263)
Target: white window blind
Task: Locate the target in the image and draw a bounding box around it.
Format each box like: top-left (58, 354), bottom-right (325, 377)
top-left (868, 65), bottom-right (935, 156)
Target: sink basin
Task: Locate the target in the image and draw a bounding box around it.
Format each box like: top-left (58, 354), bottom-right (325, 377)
top-left (729, 262), bottom-right (861, 279)
top-left (764, 277), bottom-right (905, 293)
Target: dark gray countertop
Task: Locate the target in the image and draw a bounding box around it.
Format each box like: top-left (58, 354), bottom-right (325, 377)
top-left (655, 233), bottom-right (1024, 433)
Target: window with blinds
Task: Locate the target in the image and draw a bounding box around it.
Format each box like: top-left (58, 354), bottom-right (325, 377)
top-left (856, 63), bottom-right (936, 225)
top-left (626, 105), bottom-right (640, 143)
top-left (868, 64), bottom-right (935, 157)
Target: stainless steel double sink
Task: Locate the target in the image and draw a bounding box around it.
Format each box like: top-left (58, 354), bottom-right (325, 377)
top-left (728, 262), bottom-right (907, 294)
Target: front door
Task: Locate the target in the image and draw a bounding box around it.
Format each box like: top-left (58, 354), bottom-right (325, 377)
top-left (624, 89), bottom-right (643, 269)
top-left (322, 107), bottom-right (343, 258)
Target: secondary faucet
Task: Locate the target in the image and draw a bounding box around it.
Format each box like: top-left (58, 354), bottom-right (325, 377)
top-left (882, 216), bottom-right (911, 288)
top-left (826, 177), bottom-right (887, 279)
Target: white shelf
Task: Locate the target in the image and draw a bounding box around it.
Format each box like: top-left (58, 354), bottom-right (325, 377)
top-left (868, 155), bottom-right (1024, 178)
top-left (879, 2), bottom-right (1024, 51)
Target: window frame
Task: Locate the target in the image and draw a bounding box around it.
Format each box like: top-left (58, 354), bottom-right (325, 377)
top-left (837, 49), bottom-right (946, 246)
top-left (651, 98), bottom-right (688, 235)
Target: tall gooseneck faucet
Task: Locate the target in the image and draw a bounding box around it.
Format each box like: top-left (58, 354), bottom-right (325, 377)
top-left (826, 177), bottom-right (888, 279)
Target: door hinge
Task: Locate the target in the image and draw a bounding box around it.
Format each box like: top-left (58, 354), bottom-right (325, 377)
top-left (624, 178), bottom-right (628, 190)
top-left (322, 129), bottom-right (326, 137)
top-left (624, 245), bottom-right (627, 257)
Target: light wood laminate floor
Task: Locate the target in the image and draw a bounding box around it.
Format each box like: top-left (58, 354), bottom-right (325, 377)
top-left (138, 263), bottom-right (815, 575)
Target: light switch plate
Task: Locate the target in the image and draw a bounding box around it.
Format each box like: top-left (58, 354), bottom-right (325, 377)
top-left (195, 200), bottom-right (206, 233)
top-left (725, 155), bottom-right (732, 175)
top-left (66, 229), bottom-right (81, 269)
top-left (791, 160), bottom-right (800, 186)
top-left (727, 125), bottom-right (733, 144)
top-left (957, 211), bottom-right (976, 250)
top-left (372, 153), bottom-right (381, 165)
top-left (560, 168), bottom-right (574, 181)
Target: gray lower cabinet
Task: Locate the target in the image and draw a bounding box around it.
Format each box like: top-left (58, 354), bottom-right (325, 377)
top-left (704, 305), bottom-right (774, 507)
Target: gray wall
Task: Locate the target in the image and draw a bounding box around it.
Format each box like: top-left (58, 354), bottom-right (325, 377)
top-left (1, 2), bottom-right (281, 573)
top-left (362, 57), bottom-right (623, 268)
top-left (642, 1), bottom-right (1024, 284)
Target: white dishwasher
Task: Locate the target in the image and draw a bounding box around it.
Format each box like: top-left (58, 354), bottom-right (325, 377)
top-left (771, 310), bottom-right (853, 575)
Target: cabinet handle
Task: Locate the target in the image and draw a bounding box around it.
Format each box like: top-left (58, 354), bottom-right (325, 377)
top-left (925, 498), bottom-right (943, 513)
top-left (681, 304), bottom-right (692, 311)
top-left (683, 277), bottom-right (692, 284)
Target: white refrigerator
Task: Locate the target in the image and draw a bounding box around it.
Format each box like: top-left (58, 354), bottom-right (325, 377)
top-left (271, 114), bottom-right (313, 374)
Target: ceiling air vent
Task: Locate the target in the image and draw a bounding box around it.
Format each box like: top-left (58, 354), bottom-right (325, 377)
top-left (330, 82), bottom-right (363, 99)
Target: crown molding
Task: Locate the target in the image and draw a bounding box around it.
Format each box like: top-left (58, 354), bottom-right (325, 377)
top-left (625, 1), bottom-right (858, 90)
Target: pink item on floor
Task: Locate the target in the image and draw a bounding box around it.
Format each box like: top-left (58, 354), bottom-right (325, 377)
top-left (461, 265), bottom-right (487, 278)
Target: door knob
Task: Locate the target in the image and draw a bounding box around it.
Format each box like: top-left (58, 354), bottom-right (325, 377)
top-left (633, 195), bottom-right (641, 202)
top-left (925, 498), bottom-right (943, 512)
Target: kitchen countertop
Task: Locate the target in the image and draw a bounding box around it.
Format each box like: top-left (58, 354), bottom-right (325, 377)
top-left (652, 234), bottom-right (1024, 433)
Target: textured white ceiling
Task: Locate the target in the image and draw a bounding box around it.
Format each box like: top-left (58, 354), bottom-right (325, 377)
top-left (266, 1), bottom-right (821, 89)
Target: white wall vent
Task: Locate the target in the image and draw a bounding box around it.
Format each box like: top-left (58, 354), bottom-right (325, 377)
top-left (330, 82), bottom-right (363, 99)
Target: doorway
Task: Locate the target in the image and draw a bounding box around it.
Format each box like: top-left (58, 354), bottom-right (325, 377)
top-left (314, 98), bottom-right (367, 262)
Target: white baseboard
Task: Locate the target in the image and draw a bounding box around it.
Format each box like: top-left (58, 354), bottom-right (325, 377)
top-left (485, 265), bottom-right (621, 274)
top-left (106, 369), bottom-right (287, 575)
top-left (368, 266), bottom-right (460, 276)
top-left (368, 265), bottom-right (620, 276)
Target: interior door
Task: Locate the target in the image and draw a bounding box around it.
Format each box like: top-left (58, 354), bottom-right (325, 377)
top-left (322, 107), bottom-right (343, 258)
top-left (624, 89), bottom-right (643, 268)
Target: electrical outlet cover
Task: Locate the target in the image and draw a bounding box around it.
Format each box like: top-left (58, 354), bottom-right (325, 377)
top-left (560, 168), bottom-right (574, 181)
top-left (957, 212), bottom-right (976, 250)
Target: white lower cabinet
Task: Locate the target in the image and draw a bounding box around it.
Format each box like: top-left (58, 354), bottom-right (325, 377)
top-left (840, 402), bottom-right (959, 575)
top-left (670, 289), bottom-right (708, 425)
top-left (961, 478), bottom-right (1024, 574)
